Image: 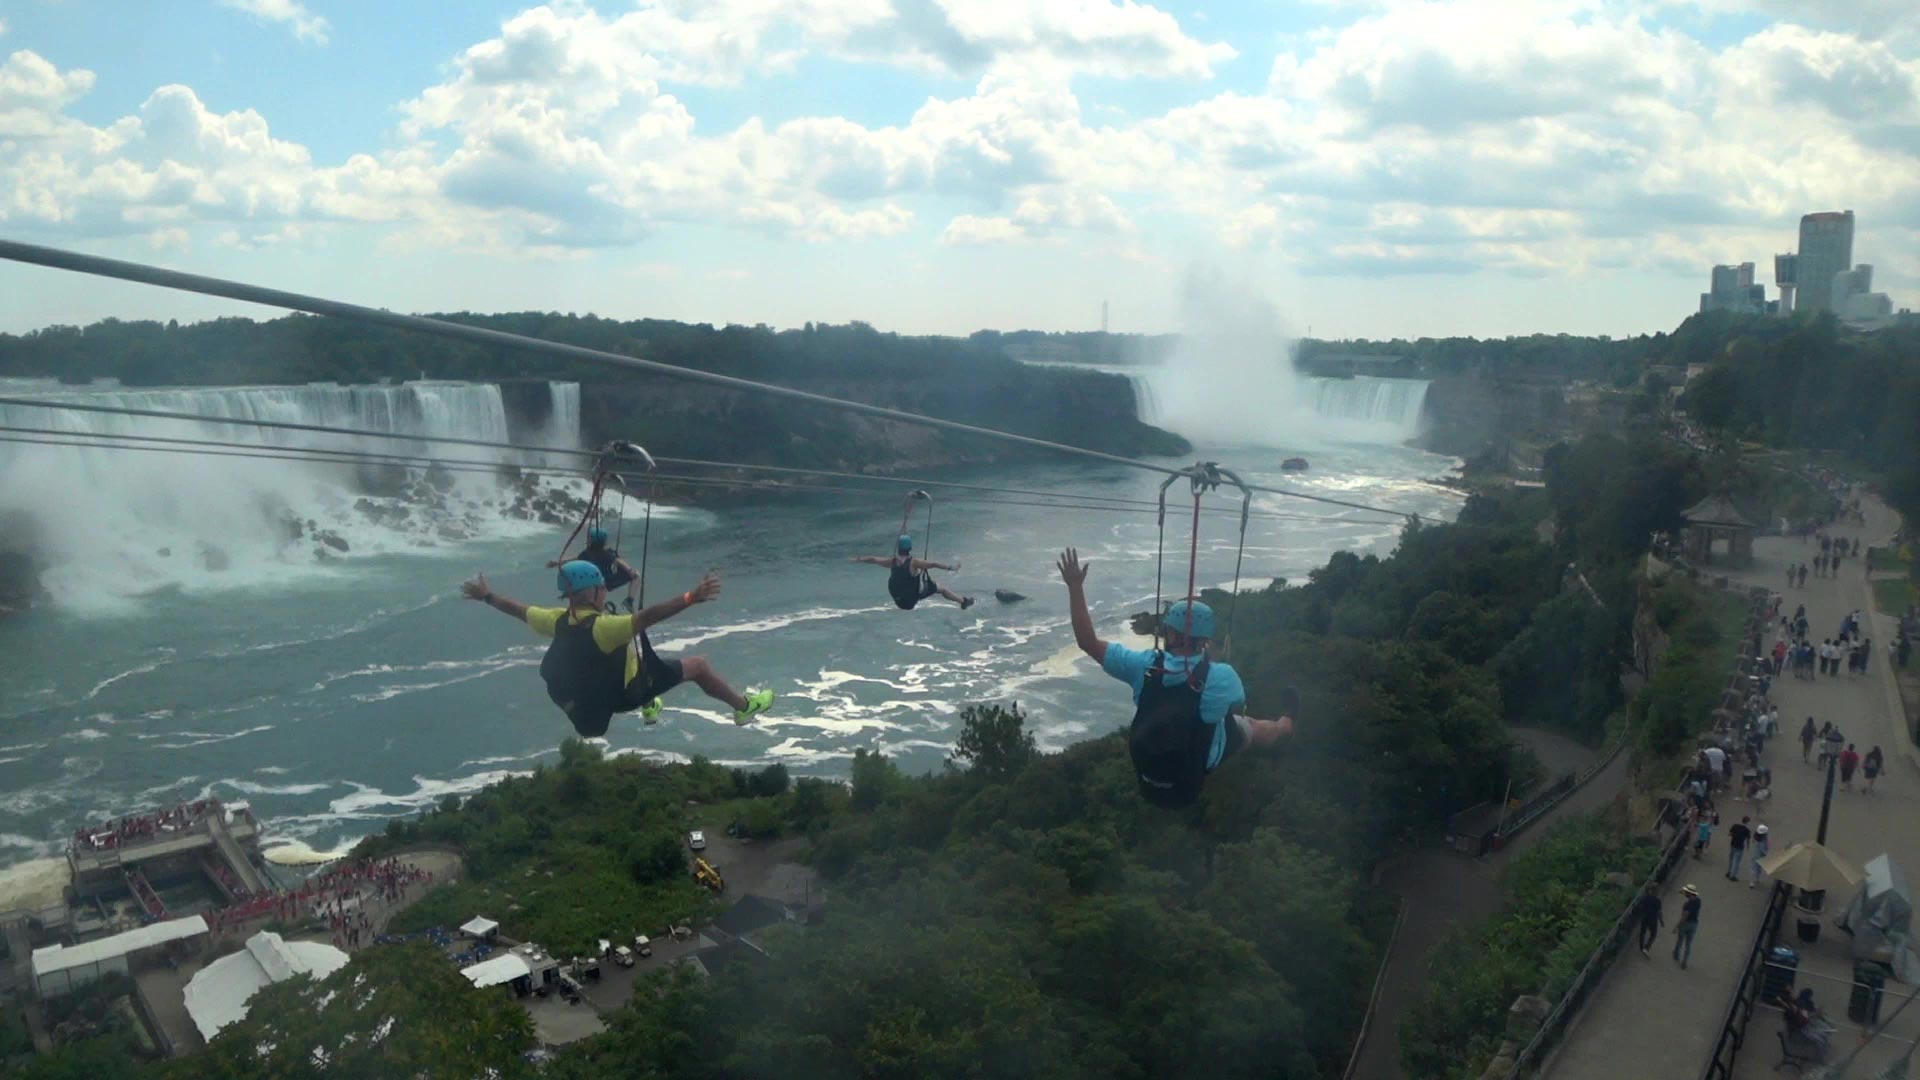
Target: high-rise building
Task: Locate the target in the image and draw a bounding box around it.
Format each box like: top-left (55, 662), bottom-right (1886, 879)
top-left (1795, 211), bottom-right (1855, 314)
top-left (1700, 262), bottom-right (1767, 314)
top-left (1774, 253), bottom-right (1798, 313)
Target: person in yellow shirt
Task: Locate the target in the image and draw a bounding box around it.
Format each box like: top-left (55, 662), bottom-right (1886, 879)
top-left (461, 560), bottom-right (773, 737)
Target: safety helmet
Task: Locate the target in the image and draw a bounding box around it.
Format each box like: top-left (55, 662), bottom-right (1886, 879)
top-left (1164, 599), bottom-right (1215, 640)
top-left (557, 560), bottom-right (605, 597)
top-left (897, 534), bottom-right (913, 552)
top-left (588, 527), bottom-right (609, 545)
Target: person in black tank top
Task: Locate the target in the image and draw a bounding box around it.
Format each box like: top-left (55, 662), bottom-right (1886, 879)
top-left (547, 528), bottom-right (637, 594)
top-left (852, 534), bottom-right (973, 610)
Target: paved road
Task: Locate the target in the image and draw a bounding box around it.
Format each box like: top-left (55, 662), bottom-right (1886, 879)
top-left (1350, 727), bottom-right (1624, 1080)
top-left (1546, 493), bottom-right (1917, 1080)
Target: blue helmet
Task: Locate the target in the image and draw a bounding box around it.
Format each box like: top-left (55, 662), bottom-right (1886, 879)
top-left (897, 534), bottom-right (913, 552)
top-left (1164, 599), bottom-right (1216, 640)
top-left (556, 560), bottom-right (605, 597)
top-left (587, 527), bottom-right (609, 545)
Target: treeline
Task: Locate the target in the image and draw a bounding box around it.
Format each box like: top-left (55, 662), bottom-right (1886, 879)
top-left (1679, 312), bottom-right (1920, 527)
top-left (0, 314), bottom-right (1061, 389)
top-left (0, 312), bottom-right (1191, 466)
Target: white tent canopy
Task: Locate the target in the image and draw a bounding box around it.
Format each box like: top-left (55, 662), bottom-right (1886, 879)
top-left (32, 915), bottom-right (209, 997)
top-left (460, 952), bottom-right (531, 989)
top-left (182, 931), bottom-right (349, 1041)
top-left (459, 916), bottom-right (500, 938)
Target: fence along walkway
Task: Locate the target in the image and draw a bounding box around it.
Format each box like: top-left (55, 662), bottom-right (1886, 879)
top-left (1545, 492), bottom-right (1914, 1080)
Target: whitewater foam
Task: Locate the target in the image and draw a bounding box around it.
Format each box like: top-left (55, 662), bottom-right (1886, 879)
top-left (87, 651), bottom-right (176, 699)
top-left (651, 604), bottom-right (892, 652)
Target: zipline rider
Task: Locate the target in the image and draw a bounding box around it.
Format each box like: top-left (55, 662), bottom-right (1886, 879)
top-left (548, 526), bottom-right (636, 594)
top-left (1057, 547), bottom-right (1295, 807)
top-left (462, 561), bottom-right (773, 736)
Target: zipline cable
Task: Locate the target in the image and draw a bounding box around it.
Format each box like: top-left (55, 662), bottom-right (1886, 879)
top-left (0, 238), bottom-right (1418, 521)
top-left (0, 412), bottom-right (1377, 526)
top-left (0, 430), bottom-right (1373, 527)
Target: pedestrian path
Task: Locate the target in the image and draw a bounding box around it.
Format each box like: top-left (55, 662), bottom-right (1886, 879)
top-left (1354, 729), bottom-right (1625, 1079)
top-left (1546, 493), bottom-right (1915, 1080)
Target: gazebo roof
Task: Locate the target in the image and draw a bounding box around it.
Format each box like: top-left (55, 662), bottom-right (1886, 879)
top-left (1683, 494), bottom-right (1755, 529)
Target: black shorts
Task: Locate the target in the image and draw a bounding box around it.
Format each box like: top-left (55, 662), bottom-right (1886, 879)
top-left (1214, 715), bottom-right (1251, 769)
top-left (566, 637), bottom-right (684, 739)
top-left (626, 635), bottom-right (685, 705)
top-left (891, 573), bottom-right (940, 610)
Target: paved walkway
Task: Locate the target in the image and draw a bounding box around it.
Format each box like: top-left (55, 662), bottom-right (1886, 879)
top-left (1547, 492), bottom-right (1916, 1080)
top-left (1354, 728), bottom-right (1624, 1079)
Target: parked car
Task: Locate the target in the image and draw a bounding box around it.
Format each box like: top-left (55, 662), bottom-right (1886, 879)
top-left (688, 830), bottom-right (707, 851)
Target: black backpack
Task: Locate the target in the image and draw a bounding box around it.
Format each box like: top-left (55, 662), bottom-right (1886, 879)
top-left (1128, 652), bottom-right (1213, 809)
top-left (539, 612), bottom-right (628, 738)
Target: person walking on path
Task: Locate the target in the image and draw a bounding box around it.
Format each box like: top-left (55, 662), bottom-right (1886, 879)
top-left (1864, 746), bottom-right (1884, 794)
top-left (1801, 717), bottom-right (1817, 763)
top-left (1840, 744), bottom-right (1861, 791)
top-left (1637, 884), bottom-right (1665, 956)
top-left (1673, 884), bottom-right (1703, 969)
top-left (1750, 824), bottom-right (1770, 888)
top-left (1694, 810), bottom-right (1716, 860)
top-left (1726, 816), bottom-right (1753, 880)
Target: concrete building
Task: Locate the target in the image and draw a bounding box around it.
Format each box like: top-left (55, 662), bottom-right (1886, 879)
top-left (1699, 262), bottom-right (1769, 314)
top-left (1773, 253), bottom-right (1798, 313)
top-left (1831, 264), bottom-right (1897, 328)
top-left (1795, 210), bottom-right (1855, 314)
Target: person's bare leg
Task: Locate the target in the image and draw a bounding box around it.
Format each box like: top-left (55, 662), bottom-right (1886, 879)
top-left (1246, 717), bottom-right (1295, 746)
top-left (680, 656), bottom-right (748, 712)
top-left (937, 585), bottom-right (970, 606)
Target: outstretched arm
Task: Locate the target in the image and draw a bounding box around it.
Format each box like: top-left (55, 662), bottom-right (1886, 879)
top-left (462, 574), bottom-right (531, 622)
top-left (633, 573), bottom-right (722, 631)
top-left (850, 555), bottom-right (892, 566)
top-left (912, 558), bottom-right (956, 573)
top-left (1057, 548), bottom-right (1107, 663)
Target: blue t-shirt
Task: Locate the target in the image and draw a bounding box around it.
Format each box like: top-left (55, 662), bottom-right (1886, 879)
top-left (1101, 643), bottom-right (1247, 770)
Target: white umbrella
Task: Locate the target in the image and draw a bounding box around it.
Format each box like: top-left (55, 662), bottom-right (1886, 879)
top-left (1759, 842), bottom-right (1866, 895)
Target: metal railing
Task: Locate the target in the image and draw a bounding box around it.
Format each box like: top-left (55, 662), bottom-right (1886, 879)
top-left (1699, 880), bottom-right (1794, 1079)
top-left (1342, 899), bottom-right (1409, 1080)
top-left (1502, 820), bottom-right (1693, 1078)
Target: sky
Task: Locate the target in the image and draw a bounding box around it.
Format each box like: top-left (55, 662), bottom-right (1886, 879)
top-left (1, 0), bottom-right (1917, 341)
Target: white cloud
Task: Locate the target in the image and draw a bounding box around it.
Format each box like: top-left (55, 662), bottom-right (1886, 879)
top-left (219, 0), bottom-right (332, 45)
top-left (5, 0), bottom-right (1920, 304)
top-left (941, 214), bottom-right (1027, 245)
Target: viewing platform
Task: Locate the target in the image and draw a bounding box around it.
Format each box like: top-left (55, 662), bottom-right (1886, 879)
top-left (67, 800), bottom-right (264, 901)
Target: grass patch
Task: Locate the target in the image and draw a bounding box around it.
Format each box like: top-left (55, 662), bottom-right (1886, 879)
top-left (1876, 577), bottom-right (1919, 617)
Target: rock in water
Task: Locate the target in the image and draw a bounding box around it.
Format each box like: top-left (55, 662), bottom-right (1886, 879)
top-left (994, 589), bottom-right (1027, 603)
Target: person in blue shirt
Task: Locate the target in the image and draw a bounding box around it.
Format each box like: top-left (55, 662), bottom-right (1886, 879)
top-left (1057, 547), bottom-right (1294, 806)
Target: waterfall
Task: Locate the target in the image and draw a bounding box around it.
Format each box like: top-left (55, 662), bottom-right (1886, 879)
top-left (0, 380), bottom-right (582, 613)
top-left (1305, 377), bottom-right (1430, 433)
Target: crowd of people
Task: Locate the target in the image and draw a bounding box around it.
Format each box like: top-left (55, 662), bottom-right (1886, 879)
top-left (205, 856), bottom-right (434, 943)
top-left (71, 799), bottom-right (239, 852)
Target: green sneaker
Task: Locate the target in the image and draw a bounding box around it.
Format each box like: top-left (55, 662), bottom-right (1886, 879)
top-left (641, 699), bottom-right (664, 724)
top-left (733, 689), bottom-right (774, 725)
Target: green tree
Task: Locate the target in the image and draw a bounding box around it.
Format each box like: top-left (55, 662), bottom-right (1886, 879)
top-left (947, 703), bottom-right (1038, 779)
top-left (181, 944), bottom-right (535, 1080)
